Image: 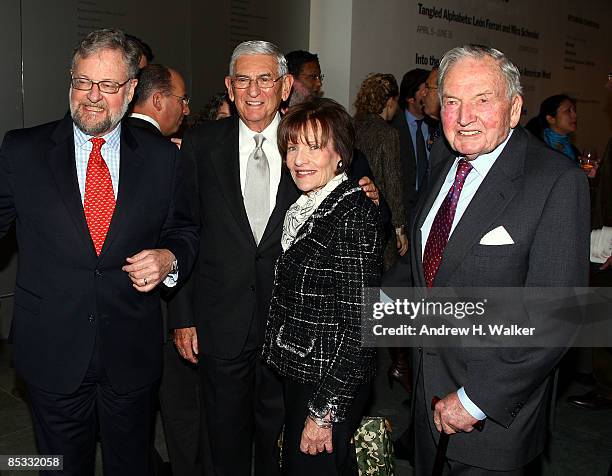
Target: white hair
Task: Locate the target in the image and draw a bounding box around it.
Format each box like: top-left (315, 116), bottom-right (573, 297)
top-left (229, 40), bottom-right (288, 77)
top-left (438, 45), bottom-right (523, 101)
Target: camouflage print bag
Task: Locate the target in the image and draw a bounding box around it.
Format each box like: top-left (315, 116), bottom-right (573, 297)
top-left (353, 416), bottom-right (395, 476)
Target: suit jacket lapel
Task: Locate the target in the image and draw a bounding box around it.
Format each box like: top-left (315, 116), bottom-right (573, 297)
top-left (259, 166), bottom-right (298, 249)
top-left (47, 117), bottom-right (96, 258)
top-left (98, 125), bottom-right (144, 259)
top-left (209, 118), bottom-right (255, 244)
top-left (434, 129), bottom-right (526, 286)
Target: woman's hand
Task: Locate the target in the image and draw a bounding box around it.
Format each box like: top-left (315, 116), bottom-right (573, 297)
top-left (396, 229), bottom-right (408, 256)
top-left (300, 416), bottom-right (333, 455)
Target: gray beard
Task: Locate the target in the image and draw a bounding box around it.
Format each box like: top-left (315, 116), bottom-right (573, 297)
top-left (70, 93), bottom-right (130, 136)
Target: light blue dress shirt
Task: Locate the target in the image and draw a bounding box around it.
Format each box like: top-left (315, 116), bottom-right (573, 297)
top-left (420, 129), bottom-right (515, 420)
top-left (73, 123), bottom-right (121, 203)
top-left (73, 122), bottom-right (177, 286)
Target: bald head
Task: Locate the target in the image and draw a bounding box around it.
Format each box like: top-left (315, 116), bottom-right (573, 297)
top-left (133, 64), bottom-right (189, 136)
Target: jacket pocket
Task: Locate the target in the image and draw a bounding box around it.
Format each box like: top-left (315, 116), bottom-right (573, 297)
top-left (275, 324), bottom-right (315, 358)
top-left (14, 284), bottom-right (41, 315)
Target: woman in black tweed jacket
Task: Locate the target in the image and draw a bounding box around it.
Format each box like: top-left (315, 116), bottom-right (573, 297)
top-left (262, 98), bottom-right (383, 475)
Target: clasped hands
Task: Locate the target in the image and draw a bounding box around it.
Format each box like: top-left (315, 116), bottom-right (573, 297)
top-left (122, 248), bottom-right (175, 293)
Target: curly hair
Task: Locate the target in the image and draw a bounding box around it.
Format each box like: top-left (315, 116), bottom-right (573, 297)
top-left (354, 73), bottom-right (399, 117)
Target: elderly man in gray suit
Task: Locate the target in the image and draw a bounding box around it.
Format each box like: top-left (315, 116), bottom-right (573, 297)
top-left (409, 45), bottom-right (589, 474)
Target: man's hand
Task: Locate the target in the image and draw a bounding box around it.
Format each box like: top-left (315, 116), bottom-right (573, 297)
top-left (600, 255), bottom-right (612, 270)
top-left (173, 327), bottom-right (198, 363)
top-left (170, 138), bottom-right (182, 149)
top-left (396, 230), bottom-right (408, 256)
top-left (358, 176), bottom-right (380, 205)
top-left (433, 392), bottom-right (479, 434)
top-left (122, 249), bottom-right (175, 292)
top-left (300, 416), bottom-right (333, 455)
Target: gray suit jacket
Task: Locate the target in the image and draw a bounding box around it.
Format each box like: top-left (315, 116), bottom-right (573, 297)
top-left (410, 127), bottom-right (590, 470)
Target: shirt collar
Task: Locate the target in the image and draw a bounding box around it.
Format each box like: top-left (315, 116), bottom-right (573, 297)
top-left (462, 128), bottom-right (515, 178)
top-left (404, 109), bottom-right (422, 126)
top-left (130, 113), bottom-right (161, 132)
top-left (73, 122), bottom-right (122, 151)
top-left (239, 112), bottom-right (280, 147)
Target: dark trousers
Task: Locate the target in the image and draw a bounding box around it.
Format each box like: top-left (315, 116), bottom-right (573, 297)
top-left (200, 334), bottom-right (285, 476)
top-left (159, 341), bottom-right (209, 476)
top-left (281, 380), bottom-right (369, 476)
top-left (27, 338), bottom-right (158, 476)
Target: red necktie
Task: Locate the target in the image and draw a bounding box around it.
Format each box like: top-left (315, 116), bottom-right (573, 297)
top-left (423, 159), bottom-right (473, 287)
top-left (84, 137), bottom-right (115, 255)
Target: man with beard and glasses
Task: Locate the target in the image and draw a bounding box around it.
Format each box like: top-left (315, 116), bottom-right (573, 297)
top-left (0, 28), bottom-right (198, 475)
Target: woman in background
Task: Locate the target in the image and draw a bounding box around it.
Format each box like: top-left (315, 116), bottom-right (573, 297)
top-left (526, 94), bottom-right (579, 163)
top-left (354, 73), bottom-right (408, 271)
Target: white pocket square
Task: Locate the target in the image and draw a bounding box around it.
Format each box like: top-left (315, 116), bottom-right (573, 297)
top-left (479, 226), bottom-right (515, 245)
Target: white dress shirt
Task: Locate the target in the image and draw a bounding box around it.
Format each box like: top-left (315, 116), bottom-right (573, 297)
top-left (129, 113), bottom-right (161, 132)
top-left (238, 113), bottom-right (282, 217)
top-left (420, 128), bottom-right (515, 420)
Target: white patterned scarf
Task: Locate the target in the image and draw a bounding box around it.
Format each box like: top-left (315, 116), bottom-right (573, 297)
top-left (281, 173), bottom-right (348, 251)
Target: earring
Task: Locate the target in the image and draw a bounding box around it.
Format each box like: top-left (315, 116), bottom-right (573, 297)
top-left (337, 160), bottom-right (343, 171)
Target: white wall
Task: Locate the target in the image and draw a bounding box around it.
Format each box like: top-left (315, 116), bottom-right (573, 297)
top-left (309, 0), bottom-right (354, 108)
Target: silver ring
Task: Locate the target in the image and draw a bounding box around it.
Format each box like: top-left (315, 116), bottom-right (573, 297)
top-left (144, 277), bottom-right (148, 285)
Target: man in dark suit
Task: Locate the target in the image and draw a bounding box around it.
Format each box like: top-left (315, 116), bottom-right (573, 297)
top-left (128, 64), bottom-right (190, 143)
top-left (392, 68), bottom-right (431, 222)
top-left (128, 63), bottom-right (204, 476)
top-left (0, 29), bottom-right (198, 475)
top-left (410, 45), bottom-right (589, 474)
top-left (173, 40), bottom-right (379, 476)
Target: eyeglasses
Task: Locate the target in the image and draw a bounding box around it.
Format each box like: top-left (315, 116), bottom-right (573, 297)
top-left (231, 74), bottom-right (284, 89)
top-left (169, 94), bottom-right (190, 106)
top-left (70, 75), bottom-right (132, 94)
top-left (300, 73), bottom-right (324, 82)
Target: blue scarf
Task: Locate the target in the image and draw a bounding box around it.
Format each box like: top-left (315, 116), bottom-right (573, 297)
top-left (544, 128), bottom-right (577, 163)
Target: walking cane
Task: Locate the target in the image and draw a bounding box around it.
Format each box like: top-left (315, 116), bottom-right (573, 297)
top-left (431, 396), bottom-right (485, 476)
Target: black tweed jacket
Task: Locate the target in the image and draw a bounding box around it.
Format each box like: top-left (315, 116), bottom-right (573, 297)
top-left (262, 179), bottom-right (383, 422)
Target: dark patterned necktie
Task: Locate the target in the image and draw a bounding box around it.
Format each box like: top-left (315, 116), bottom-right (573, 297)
top-left (422, 159), bottom-right (473, 287)
top-left (83, 137), bottom-right (115, 255)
